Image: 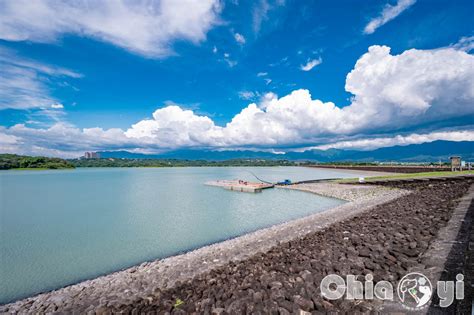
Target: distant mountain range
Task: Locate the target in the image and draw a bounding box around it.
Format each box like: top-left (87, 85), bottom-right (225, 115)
top-left (98, 140), bottom-right (474, 162)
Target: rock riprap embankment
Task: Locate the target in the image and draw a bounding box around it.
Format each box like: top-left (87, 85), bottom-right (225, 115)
top-left (120, 179), bottom-right (473, 314)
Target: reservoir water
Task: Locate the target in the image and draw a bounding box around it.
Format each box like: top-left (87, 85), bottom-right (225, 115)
top-left (0, 167), bottom-right (358, 304)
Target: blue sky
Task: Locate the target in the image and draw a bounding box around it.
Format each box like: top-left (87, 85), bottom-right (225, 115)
top-left (0, 0), bottom-right (473, 157)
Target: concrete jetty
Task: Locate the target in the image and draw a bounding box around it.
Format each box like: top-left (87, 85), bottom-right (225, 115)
top-left (205, 180), bottom-right (274, 193)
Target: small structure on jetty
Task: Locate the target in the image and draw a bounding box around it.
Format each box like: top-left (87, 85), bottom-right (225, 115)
top-left (205, 180), bottom-right (274, 193)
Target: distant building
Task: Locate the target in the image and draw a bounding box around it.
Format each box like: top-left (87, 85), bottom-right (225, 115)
top-left (84, 152), bottom-right (100, 159)
top-left (449, 156), bottom-right (461, 171)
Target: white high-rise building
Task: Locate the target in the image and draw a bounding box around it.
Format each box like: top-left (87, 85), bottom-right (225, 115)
top-left (84, 152), bottom-right (100, 159)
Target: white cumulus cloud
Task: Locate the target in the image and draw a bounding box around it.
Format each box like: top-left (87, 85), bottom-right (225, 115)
top-left (300, 57), bottom-right (322, 71)
top-left (1, 44), bottom-right (473, 156)
top-left (125, 106), bottom-right (224, 148)
top-left (119, 45), bottom-right (474, 147)
top-left (343, 45), bottom-right (474, 130)
top-left (364, 0), bottom-right (416, 34)
top-left (50, 103), bottom-right (64, 109)
top-left (238, 91), bottom-right (258, 100)
top-left (234, 33), bottom-right (246, 45)
top-left (0, 0), bottom-right (222, 58)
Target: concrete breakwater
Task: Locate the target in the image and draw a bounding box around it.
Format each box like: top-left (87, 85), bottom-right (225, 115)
top-left (2, 179), bottom-right (472, 313)
top-left (205, 180), bottom-right (274, 193)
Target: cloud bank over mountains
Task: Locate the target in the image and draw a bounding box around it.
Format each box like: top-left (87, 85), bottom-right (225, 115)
top-left (1, 44), bottom-right (473, 157)
top-left (305, 130), bottom-right (474, 151)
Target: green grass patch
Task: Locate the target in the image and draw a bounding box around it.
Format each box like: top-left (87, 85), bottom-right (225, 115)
top-left (173, 298), bottom-right (184, 308)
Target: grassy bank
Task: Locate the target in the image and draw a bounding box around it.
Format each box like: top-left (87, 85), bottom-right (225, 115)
top-left (336, 170), bottom-right (472, 183)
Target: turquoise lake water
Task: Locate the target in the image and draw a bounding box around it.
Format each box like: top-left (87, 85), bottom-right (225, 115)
top-left (0, 167), bottom-right (360, 304)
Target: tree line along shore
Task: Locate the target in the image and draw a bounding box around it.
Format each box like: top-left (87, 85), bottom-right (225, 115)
top-left (0, 154), bottom-right (75, 170)
top-left (0, 154), bottom-right (300, 170)
top-left (0, 153), bottom-right (455, 171)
